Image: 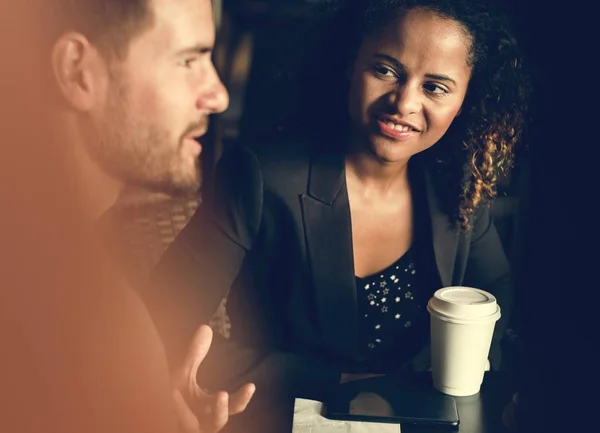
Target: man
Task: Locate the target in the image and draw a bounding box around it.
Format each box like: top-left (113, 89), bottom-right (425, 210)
top-left (2, 0), bottom-right (253, 432)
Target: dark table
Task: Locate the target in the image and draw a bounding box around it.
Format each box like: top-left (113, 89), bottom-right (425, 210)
top-left (223, 372), bottom-right (516, 433)
top-left (395, 372), bottom-right (515, 433)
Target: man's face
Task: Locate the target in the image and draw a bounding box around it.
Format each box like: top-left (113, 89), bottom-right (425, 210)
top-left (88, 0), bottom-right (228, 195)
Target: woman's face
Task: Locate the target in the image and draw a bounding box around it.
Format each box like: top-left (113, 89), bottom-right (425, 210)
top-left (348, 8), bottom-right (472, 163)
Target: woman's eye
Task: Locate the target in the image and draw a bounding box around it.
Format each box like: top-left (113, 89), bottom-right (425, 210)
top-left (373, 65), bottom-right (395, 78)
top-left (424, 82), bottom-right (449, 95)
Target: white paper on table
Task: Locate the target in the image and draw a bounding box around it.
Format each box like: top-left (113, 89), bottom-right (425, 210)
top-left (292, 398), bottom-right (400, 433)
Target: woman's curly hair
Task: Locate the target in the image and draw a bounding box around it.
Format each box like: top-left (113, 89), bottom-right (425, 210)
top-left (301, 0), bottom-right (531, 229)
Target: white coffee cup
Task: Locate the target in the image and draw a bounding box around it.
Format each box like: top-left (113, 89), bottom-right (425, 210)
top-left (427, 286), bottom-right (501, 396)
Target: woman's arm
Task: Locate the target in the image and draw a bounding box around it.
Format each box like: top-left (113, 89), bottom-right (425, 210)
top-left (142, 146), bottom-right (264, 369)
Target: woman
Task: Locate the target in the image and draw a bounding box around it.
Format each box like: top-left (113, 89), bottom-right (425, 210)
top-left (144, 0), bottom-right (530, 403)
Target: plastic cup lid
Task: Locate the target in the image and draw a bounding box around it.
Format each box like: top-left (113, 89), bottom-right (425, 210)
top-left (427, 286), bottom-right (500, 321)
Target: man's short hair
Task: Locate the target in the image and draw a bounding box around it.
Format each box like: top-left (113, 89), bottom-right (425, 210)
top-left (52, 0), bottom-right (153, 59)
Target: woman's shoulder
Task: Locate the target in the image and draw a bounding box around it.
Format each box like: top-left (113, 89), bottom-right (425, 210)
top-left (247, 138), bottom-right (313, 164)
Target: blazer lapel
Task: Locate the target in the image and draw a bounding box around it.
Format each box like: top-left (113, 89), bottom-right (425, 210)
top-left (300, 150), bottom-right (359, 361)
top-left (424, 170), bottom-right (460, 287)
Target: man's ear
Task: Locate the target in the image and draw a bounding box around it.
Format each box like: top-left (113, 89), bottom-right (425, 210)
top-left (51, 33), bottom-right (104, 111)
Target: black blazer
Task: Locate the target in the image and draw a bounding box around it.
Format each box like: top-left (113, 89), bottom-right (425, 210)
top-left (144, 141), bottom-right (513, 400)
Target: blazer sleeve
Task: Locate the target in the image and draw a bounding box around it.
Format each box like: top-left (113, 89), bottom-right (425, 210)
top-left (463, 204), bottom-right (514, 370)
top-left (142, 146), bottom-right (342, 397)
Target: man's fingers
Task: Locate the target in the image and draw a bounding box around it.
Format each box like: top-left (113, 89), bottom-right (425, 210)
top-left (173, 327), bottom-right (253, 431)
top-left (172, 389), bottom-right (200, 433)
top-left (177, 325), bottom-right (213, 390)
top-left (186, 325), bottom-right (213, 370)
top-left (204, 391), bottom-right (229, 433)
top-left (228, 383), bottom-right (256, 415)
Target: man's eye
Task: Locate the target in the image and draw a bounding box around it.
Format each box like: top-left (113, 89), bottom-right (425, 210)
top-left (179, 58), bottom-right (197, 68)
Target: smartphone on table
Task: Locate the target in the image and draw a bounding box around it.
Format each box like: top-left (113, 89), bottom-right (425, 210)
top-left (323, 376), bottom-right (459, 429)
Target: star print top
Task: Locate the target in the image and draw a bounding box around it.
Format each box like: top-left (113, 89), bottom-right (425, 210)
top-left (356, 246), bottom-right (429, 363)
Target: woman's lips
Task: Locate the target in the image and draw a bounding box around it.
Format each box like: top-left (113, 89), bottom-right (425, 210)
top-left (375, 118), bottom-right (419, 140)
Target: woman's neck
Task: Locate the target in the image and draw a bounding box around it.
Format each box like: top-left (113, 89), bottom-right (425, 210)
top-left (345, 150), bottom-right (411, 199)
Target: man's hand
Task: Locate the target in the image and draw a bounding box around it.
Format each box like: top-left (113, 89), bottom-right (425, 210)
top-left (172, 325), bottom-right (256, 432)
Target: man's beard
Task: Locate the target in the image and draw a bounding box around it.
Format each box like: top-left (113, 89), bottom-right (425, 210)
top-left (87, 80), bottom-right (204, 196)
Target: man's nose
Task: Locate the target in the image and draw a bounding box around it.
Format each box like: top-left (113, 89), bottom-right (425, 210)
top-left (197, 65), bottom-right (229, 114)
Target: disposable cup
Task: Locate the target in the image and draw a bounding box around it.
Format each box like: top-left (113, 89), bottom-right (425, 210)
top-left (427, 286), bottom-right (501, 396)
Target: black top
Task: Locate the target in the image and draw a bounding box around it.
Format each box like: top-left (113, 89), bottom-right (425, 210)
top-left (356, 246), bottom-right (427, 359)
